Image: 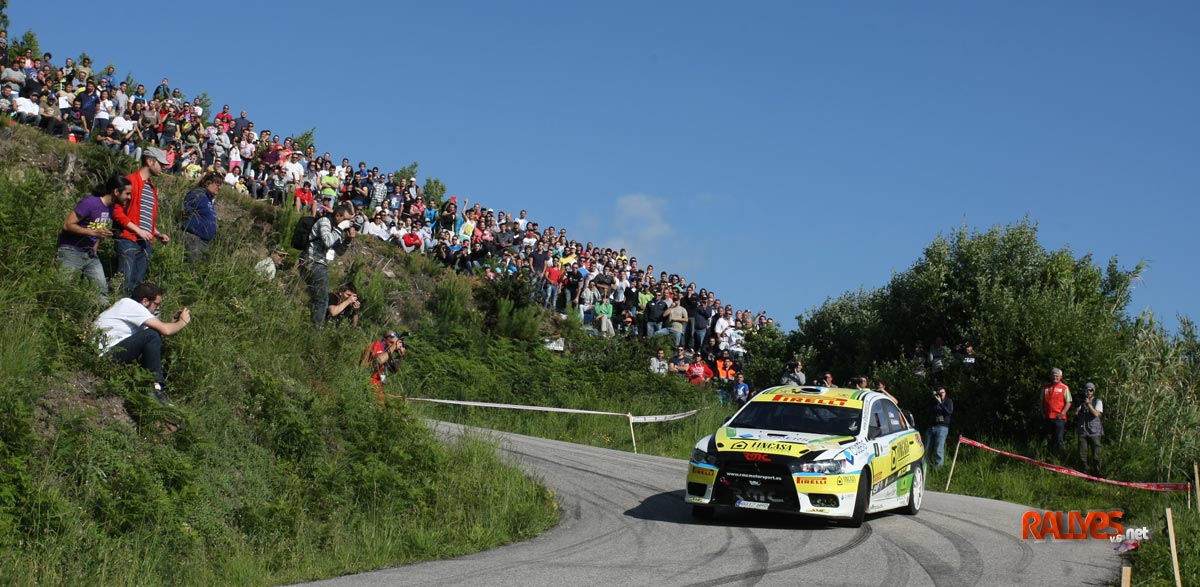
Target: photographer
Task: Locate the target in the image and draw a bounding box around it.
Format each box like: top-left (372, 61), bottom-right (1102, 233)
top-left (301, 203), bottom-right (355, 325)
top-left (925, 386), bottom-right (953, 468)
top-left (327, 285), bottom-right (361, 326)
top-left (360, 330), bottom-right (407, 405)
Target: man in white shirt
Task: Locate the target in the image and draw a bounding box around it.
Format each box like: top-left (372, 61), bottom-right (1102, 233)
top-left (282, 152), bottom-right (305, 188)
top-left (255, 245), bottom-right (286, 280)
top-left (93, 282), bottom-right (191, 403)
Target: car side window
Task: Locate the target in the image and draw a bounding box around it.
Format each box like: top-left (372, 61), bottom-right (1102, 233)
top-left (868, 402), bottom-right (887, 439)
top-left (882, 401), bottom-right (905, 434)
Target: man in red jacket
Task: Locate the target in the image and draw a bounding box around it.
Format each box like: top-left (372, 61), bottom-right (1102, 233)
top-left (1041, 367), bottom-right (1073, 457)
top-left (113, 147), bottom-right (171, 294)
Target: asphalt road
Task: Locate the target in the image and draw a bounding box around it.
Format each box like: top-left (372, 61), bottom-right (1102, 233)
top-left (301, 422), bottom-right (1121, 587)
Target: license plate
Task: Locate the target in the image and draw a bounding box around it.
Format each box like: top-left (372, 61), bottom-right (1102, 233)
top-left (735, 499), bottom-right (770, 510)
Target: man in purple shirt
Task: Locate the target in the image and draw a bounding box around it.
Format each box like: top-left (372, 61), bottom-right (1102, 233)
top-left (56, 175), bottom-right (132, 301)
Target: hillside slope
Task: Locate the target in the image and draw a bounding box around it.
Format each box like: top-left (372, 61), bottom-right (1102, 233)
top-left (0, 126), bottom-right (558, 586)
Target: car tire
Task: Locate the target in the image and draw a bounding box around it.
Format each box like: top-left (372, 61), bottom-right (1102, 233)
top-left (847, 467), bottom-right (871, 528)
top-left (692, 505), bottom-right (715, 521)
top-left (902, 464), bottom-right (924, 516)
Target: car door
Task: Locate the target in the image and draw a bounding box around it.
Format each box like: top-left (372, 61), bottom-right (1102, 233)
top-left (866, 400), bottom-right (892, 488)
top-left (881, 400), bottom-right (916, 476)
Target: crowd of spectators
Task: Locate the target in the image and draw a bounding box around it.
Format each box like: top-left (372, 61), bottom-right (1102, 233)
top-left (8, 37), bottom-right (776, 343)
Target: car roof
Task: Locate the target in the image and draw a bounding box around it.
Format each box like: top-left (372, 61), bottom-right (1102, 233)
top-left (751, 386), bottom-right (878, 409)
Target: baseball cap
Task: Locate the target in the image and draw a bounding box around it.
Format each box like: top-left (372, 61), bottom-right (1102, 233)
top-left (144, 147), bottom-right (169, 165)
top-left (269, 245), bottom-right (286, 255)
top-left (1085, 382), bottom-right (1096, 390)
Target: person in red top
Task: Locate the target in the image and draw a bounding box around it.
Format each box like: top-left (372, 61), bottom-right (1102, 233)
top-left (112, 147), bottom-right (171, 295)
top-left (686, 354), bottom-right (714, 386)
top-left (294, 181), bottom-right (315, 215)
top-left (360, 331), bottom-right (406, 405)
top-left (401, 225), bottom-right (423, 253)
top-left (542, 260), bottom-right (564, 310)
top-left (1041, 367), bottom-right (1073, 456)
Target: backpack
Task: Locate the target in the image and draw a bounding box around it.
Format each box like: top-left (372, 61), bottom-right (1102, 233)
top-left (291, 216), bottom-right (319, 251)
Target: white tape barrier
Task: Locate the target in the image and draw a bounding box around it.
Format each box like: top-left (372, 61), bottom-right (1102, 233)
top-left (403, 397), bottom-right (704, 454)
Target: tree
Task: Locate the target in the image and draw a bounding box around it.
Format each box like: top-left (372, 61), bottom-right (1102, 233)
top-left (7, 29), bottom-right (39, 64)
top-left (292, 127), bottom-right (317, 152)
top-left (0, 0), bottom-right (9, 31)
top-left (394, 162), bottom-right (419, 182)
top-left (793, 220), bottom-right (1142, 438)
top-left (423, 178), bottom-right (447, 205)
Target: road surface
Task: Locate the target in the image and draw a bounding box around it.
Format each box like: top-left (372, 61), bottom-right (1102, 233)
top-left (301, 422), bottom-right (1120, 587)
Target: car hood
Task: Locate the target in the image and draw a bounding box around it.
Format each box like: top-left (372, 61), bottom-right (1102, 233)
top-left (711, 426), bottom-right (860, 459)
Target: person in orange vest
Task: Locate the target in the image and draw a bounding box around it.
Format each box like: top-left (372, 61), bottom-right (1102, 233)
top-left (1041, 367), bottom-right (1073, 456)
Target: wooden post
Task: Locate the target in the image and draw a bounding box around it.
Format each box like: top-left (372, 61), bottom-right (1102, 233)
top-left (944, 436), bottom-right (962, 492)
top-left (1165, 508), bottom-right (1182, 587)
top-left (1119, 566), bottom-right (1131, 587)
top-left (1193, 462), bottom-right (1198, 510)
top-left (628, 415), bottom-right (638, 455)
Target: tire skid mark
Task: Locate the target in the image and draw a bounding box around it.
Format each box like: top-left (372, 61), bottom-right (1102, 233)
top-left (683, 524), bottom-right (873, 587)
top-left (923, 509), bottom-right (1034, 574)
top-left (885, 515), bottom-right (983, 587)
top-left (877, 536), bottom-right (912, 587)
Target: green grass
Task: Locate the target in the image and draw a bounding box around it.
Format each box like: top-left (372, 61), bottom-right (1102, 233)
top-left (927, 438), bottom-right (1197, 587)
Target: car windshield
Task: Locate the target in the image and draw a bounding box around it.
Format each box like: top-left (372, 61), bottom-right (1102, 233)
top-left (728, 402), bottom-right (862, 436)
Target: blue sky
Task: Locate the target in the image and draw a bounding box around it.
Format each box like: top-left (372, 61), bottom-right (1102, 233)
top-left (11, 1), bottom-right (1198, 329)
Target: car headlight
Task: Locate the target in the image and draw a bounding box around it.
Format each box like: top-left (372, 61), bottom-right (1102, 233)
top-left (691, 448), bottom-right (720, 466)
top-left (789, 459), bottom-right (848, 474)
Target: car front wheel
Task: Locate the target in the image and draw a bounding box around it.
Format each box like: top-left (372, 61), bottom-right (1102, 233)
top-left (847, 468), bottom-right (871, 528)
top-left (902, 465), bottom-right (924, 515)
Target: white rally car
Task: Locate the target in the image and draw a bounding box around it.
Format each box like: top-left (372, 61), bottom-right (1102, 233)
top-left (685, 386), bottom-right (925, 527)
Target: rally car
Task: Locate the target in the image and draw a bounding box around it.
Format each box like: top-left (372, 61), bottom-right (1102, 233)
top-left (685, 385), bottom-right (924, 527)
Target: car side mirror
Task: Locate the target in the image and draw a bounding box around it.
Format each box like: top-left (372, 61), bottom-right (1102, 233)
top-left (868, 425), bottom-right (883, 439)
top-left (904, 411), bottom-right (917, 429)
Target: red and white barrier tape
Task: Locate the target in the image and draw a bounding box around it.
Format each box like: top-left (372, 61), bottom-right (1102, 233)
top-left (403, 396), bottom-right (702, 423)
top-left (959, 436), bottom-right (1192, 492)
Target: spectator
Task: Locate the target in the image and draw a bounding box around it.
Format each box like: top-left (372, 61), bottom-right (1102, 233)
top-left (541, 257), bottom-right (563, 309)
top-left (644, 290), bottom-right (667, 336)
top-left (668, 345), bottom-right (690, 376)
top-left (113, 147), bottom-right (171, 295)
top-left (360, 330), bottom-right (406, 405)
top-left (911, 341), bottom-right (929, 377)
top-left (56, 175), bottom-right (132, 300)
top-left (781, 360), bottom-right (806, 386)
top-left (929, 337), bottom-right (951, 374)
top-left (818, 372), bottom-right (834, 387)
top-left (733, 373), bottom-right (752, 406)
top-left (327, 285), bottom-right (361, 326)
top-left (594, 295), bottom-right (616, 337)
top-left (649, 348), bottom-right (668, 375)
top-left (301, 203), bottom-right (355, 325)
top-left (686, 354), bottom-right (714, 386)
top-left (93, 281), bottom-right (191, 403)
top-left (662, 296), bottom-right (689, 345)
top-left (255, 245), bottom-right (286, 280)
top-left (1041, 367), bottom-right (1072, 457)
top-left (960, 343), bottom-right (979, 374)
top-left (401, 224), bottom-right (423, 253)
top-left (1075, 382), bottom-right (1104, 476)
top-left (925, 386), bottom-right (953, 467)
top-left (181, 173), bottom-right (222, 263)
